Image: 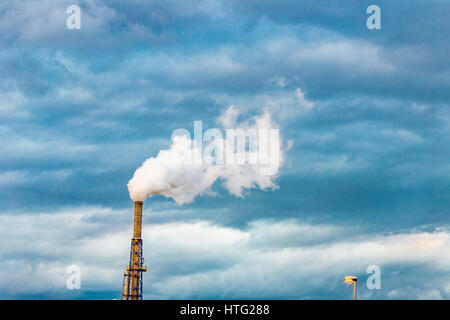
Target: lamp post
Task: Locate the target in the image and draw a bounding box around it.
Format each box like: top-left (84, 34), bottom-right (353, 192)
top-left (344, 276), bottom-right (358, 300)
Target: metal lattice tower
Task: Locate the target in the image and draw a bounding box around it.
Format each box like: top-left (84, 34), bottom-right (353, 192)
top-left (122, 201), bottom-right (147, 300)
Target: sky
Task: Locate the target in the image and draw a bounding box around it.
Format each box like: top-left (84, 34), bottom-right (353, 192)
top-left (0, 0), bottom-right (449, 299)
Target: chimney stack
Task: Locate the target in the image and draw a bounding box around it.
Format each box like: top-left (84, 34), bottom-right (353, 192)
top-left (122, 201), bottom-right (147, 300)
top-left (133, 201), bottom-right (143, 239)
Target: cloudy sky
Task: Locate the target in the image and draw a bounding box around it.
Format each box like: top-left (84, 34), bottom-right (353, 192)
top-left (0, 0), bottom-right (449, 299)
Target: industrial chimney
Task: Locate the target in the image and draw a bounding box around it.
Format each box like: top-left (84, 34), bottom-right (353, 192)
top-left (122, 201), bottom-right (147, 300)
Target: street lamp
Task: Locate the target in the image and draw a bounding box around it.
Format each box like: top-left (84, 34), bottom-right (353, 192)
top-left (344, 276), bottom-right (358, 300)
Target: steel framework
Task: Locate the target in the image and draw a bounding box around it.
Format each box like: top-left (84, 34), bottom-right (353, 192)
top-left (122, 201), bottom-right (147, 300)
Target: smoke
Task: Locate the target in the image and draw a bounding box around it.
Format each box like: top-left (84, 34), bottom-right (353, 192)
top-left (127, 106), bottom-right (285, 204)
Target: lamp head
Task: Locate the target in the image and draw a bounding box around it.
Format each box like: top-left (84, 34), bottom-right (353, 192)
top-left (344, 276), bottom-right (358, 283)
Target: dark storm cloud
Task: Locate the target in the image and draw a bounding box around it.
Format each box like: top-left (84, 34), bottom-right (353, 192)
top-left (0, 0), bottom-right (449, 299)
top-left (0, 0), bottom-right (448, 224)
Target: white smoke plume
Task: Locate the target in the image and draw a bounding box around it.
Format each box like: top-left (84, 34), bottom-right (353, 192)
top-left (127, 106), bottom-right (284, 204)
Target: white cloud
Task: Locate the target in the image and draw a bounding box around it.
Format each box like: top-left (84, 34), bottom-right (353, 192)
top-left (0, 89), bottom-right (28, 118)
top-left (0, 169), bottom-right (73, 188)
top-left (295, 88), bottom-right (314, 109)
top-left (0, 0), bottom-right (118, 44)
top-left (0, 207), bottom-right (449, 299)
top-left (417, 290), bottom-right (443, 300)
top-left (0, 127), bottom-right (96, 162)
